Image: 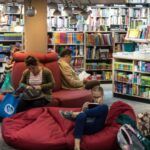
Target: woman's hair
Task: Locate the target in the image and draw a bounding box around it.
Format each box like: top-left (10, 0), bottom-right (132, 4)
top-left (60, 49), bottom-right (72, 57)
top-left (25, 56), bottom-right (38, 66)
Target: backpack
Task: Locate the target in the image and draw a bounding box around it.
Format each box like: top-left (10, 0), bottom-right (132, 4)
top-left (117, 124), bottom-right (145, 150)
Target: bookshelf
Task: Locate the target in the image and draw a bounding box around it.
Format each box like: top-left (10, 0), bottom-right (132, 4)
top-left (0, 32), bottom-right (23, 81)
top-left (113, 31), bottom-right (129, 52)
top-left (0, 4), bottom-right (24, 32)
top-left (85, 31), bottom-right (113, 82)
top-left (47, 31), bottom-right (84, 71)
top-left (0, 4), bottom-right (24, 79)
top-left (113, 52), bottom-right (150, 103)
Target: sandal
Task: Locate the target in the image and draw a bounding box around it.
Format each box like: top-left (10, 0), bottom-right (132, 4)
top-left (59, 110), bottom-right (75, 121)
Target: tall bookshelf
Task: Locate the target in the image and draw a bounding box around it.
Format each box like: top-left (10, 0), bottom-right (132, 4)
top-left (85, 31), bottom-right (113, 82)
top-left (113, 31), bottom-right (127, 52)
top-left (0, 4), bottom-right (24, 80)
top-left (47, 31), bottom-right (84, 72)
top-left (113, 52), bottom-right (150, 103)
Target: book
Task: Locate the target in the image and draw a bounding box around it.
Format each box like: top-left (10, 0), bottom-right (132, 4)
top-left (88, 103), bottom-right (99, 109)
top-left (78, 71), bottom-right (90, 81)
top-left (127, 29), bottom-right (141, 38)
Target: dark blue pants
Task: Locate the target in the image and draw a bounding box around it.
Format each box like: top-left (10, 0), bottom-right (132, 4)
top-left (74, 105), bottom-right (108, 139)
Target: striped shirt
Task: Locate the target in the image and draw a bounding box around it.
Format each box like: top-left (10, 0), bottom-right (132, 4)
top-left (29, 70), bottom-right (42, 86)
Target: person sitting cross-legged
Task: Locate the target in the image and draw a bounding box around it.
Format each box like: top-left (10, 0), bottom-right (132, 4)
top-left (60, 82), bottom-right (108, 150)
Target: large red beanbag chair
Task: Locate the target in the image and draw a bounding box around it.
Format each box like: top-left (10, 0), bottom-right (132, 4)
top-left (2, 101), bottom-right (136, 150)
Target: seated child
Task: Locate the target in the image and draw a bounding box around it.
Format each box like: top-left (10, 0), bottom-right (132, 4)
top-left (60, 82), bottom-right (108, 150)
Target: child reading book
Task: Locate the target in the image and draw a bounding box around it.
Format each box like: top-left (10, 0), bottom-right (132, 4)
top-left (60, 82), bottom-right (108, 150)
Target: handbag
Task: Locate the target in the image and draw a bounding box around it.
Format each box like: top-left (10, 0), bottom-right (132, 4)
top-left (20, 87), bottom-right (44, 101)
top-left (0, 93), bottom-right (20, 118)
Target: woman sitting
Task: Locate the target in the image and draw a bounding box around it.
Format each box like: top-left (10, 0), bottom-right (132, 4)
top-left (17, 55), bottom-right (55, 112)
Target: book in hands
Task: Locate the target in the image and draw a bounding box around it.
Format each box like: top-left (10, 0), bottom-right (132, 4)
top-left (88, 103), bottom-right (99, 109)
top-left (78, 71), bottom-right (90, 81)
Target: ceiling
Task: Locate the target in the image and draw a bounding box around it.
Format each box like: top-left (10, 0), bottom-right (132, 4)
top-left (49, 0), bottom-right (125, 5)
top-left (0, 0), bottom-right (126, 5)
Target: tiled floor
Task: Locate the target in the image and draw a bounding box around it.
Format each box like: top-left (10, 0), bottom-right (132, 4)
top-left (0, 84), bottom-right (149, 149)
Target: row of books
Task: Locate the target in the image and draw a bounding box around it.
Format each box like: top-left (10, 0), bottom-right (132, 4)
top-left (110, 16), bottom-right (129, 25)
top-left (91, 7), bottom-right (147, 18)
top-left (51, 32), bottom-right (84, 44)
top-left (114, 33), bottom-right (126, 43)
top-left (115, 71), bottom-right (150, 86)
top-left (93, 18), bottom-right (110, 26)
top-left (88, 71), bottom-right (112, 81)
top-left (129, 8), bottom-right (148, 18)
top-left (0, 44), bottom-right (11, 52)
top-left (0, 54), bottom-right (7, 62)
top-left (48, 17), bottom-right (69, 29)
top-left (115, 72), bottom-right (133, 83)
top-left (0, 33), bottom-right (22, 41)
top-left (86, 33), bottom-right (112, 46)
top-left (126, 0), bottom-right (149, 3)
top-left (115, 62), bottom-right (133, 71)
top-left (86, 63), bottom-right (112, 70)
top-left (115, 82), bottom-right (150, 98)
top-left (55, 45), bottom-right (84, 56)
top-left (130, 19), bottom-right (147, 29)
top-left (135, 61), bottom-right (150, 72)
top-left (132, 84), bottom-right (150, 99)
top-left (114, 43), bottom-right (136, 52)
top-left (141, 76), bottom-right (150, 86)
top-left (86, 47), bottom-right (112, 59)
top-left (126, 25), bottom-right (150, 39)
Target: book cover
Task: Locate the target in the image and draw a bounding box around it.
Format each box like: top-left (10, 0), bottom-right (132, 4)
top-left (127, 29), bottom-right (141, 38)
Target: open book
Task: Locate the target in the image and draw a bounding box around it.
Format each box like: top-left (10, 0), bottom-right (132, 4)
top-left (78, 71), bottom-right (90, 81)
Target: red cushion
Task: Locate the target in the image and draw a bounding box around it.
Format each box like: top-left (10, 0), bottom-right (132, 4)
top-left (13, 52), bottom-right (46, 63)
top-left (2, 101), bottom-right (136, 150)
top-left (45, 52), bottom-right (58, 62)
top-left (12, 62), bottom-right (26, 89)
top-left (52, 89), bottom-right (92, 107)
top-left (45, 62), bottom-right (61, 91)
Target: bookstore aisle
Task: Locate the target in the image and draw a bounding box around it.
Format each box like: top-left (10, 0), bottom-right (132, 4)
top-left (101, 84), bottom-right (150, 113)
top-left (0, 83), bottom-right (149, 150)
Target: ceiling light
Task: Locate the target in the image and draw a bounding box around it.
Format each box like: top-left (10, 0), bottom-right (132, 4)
top-left (70, 15), bottom-right (78, 25)
top-left (10, 5), bottom-right (19, 13)
top-left (64, 7), bottom-right (72, 15)
top-left (73, 7), bottom-right (82, 14)
top-left (0, 0), bottom-right (5, 4)
top-left (53, 9), bottom-right (61, 16)
top-left (16, 0), bottom-right (24, 4)
top-left (26, 6), bottom-right (37, 17)
top-left (87, 10), bottom-right (92, 15)
top-left (48, 2), bottom-right (57, 9)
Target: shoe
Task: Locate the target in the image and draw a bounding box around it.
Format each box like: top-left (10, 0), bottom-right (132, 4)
top-left (59, 110), bottom-right (75, 121)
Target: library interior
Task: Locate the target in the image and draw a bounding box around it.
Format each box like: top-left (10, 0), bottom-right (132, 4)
top-left (0, 0), bottom-right (149, 150)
